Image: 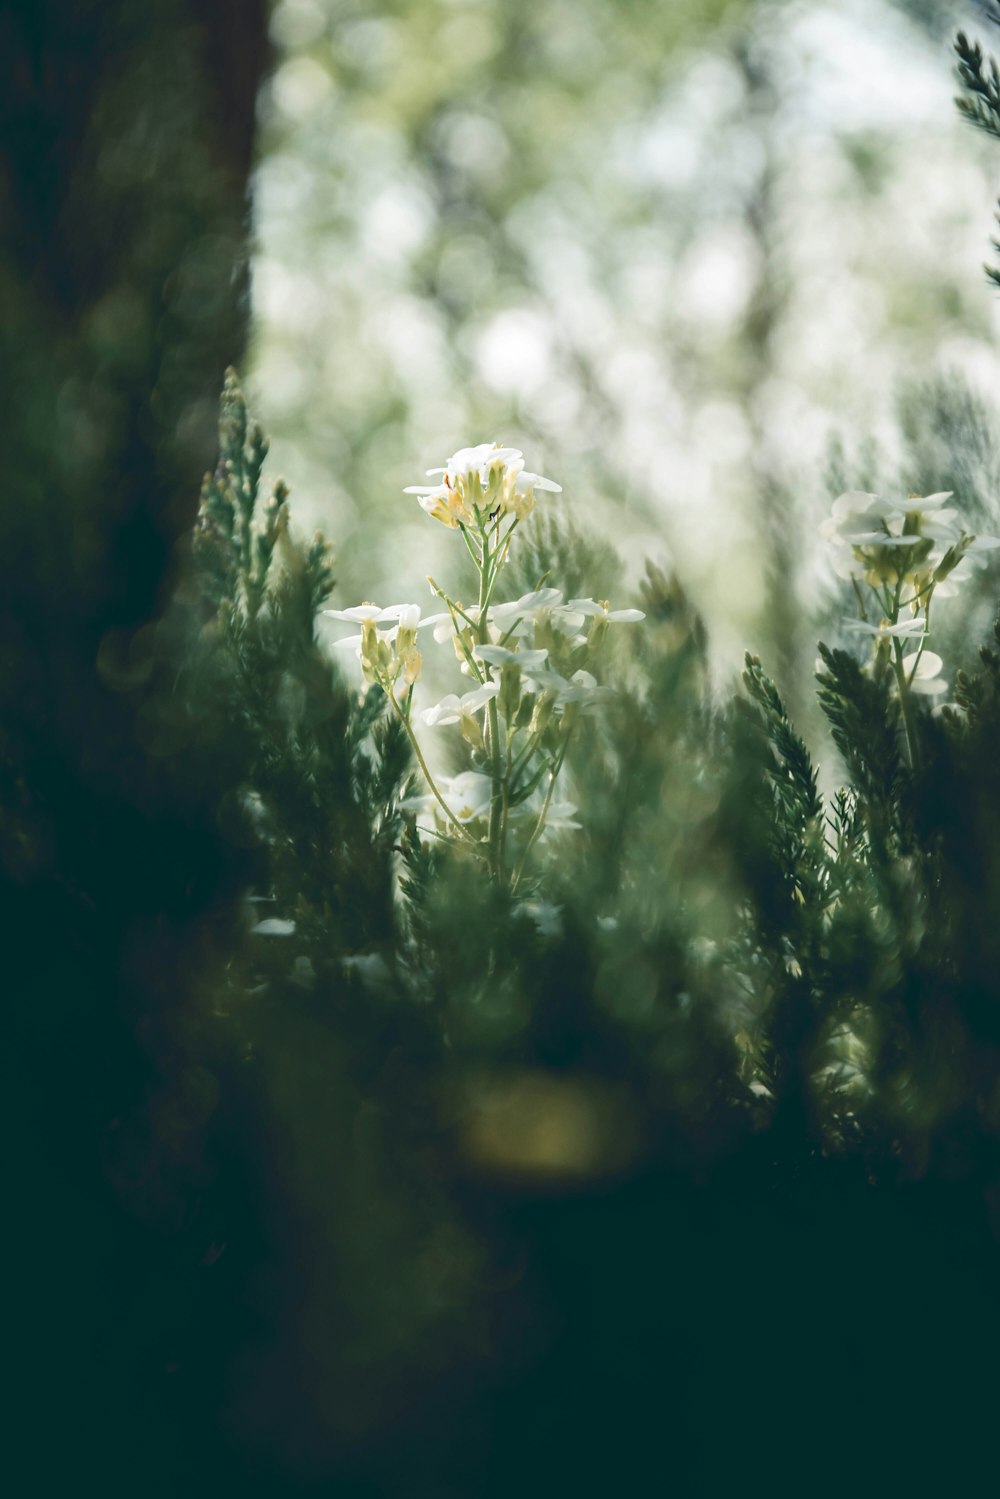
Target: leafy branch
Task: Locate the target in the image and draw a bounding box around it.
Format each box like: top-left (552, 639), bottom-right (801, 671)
top-left (955, 31), bottom-right (1000, 287)
top-left (955, 31), bottom-right (1000, 140)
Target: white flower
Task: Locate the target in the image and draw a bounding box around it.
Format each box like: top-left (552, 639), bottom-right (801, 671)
top-left (430, 605), bottom-right (480, 642)
top-left (405, 770), bottom-right (494, 824)
top-left (513, 900), bottom-right (564, 937)
top-left (401, 768), bottom-right (496, 829)
top-left (893, 491), bottom-right (954, 514)
top-left (930, 534), bottom-right (1000, 596)
top-left (564, 598), bottom-right (646, 623)
top-left (324, 602), bottom-right (401, 625)
top-left (506, 796), bottom-right (582, 838)
top-left (402, 480), bottom-right (467, 529)
top-left (251, 917), bottom-right (297, 936)
top-left (932, 559), bottom-right (975, 599)
top-left (901, 649), bottom-right (948, 695)
top-left (324, 602), bottom-right (446, 635)
top-left (566, 669), bottom-right (614, 706)
top-left (432, 443), bottom-right (523, 485)
top-left (420, 681), bottom-right (500, 728)
top-left (918, 513), bottom-right (962, 542)
top-left (822, 488), bottom-right (1000, 605)
top-left (473, 643), bottom-right (550, 671)
top-left (404, 444), bottom-right (524, 529)
top-left (523, 666), bottom-right (613, 709)
top-left (843, 617), bottom-right (927, 641)
top-left (488, 587), bottom-right (565, 626)
top-left (323, 602), bottom-right (445, 687)
top-left (501, 463), bottom-right (562, 521)
top-left (503, 593), bottom-right (585, 642)
top-left (820, 491), bottom-right (896, 545)
top-left (827, 545), bottom-right (867, 582)
top-left (430, 589), bottom-right (566, 645)
top-left (538, 800), bottom-right (582, 832)
top-left (822, 490), bottom-right (956, 586)
top-left (837, 531), bottom-right (923, 548)
top-left (405, 443), bottom-right (559, 528)
top-left (823, 489), bottom-right (949, 534)
top-left (965, 533), bottom-right (1000, 558)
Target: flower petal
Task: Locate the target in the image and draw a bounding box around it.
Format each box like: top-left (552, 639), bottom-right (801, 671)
top-left (474, 644), bottom-right (549, 669)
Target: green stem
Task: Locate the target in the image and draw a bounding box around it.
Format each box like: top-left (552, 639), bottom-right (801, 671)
top-left (428, 576), bottom-right (479, 631)
top-left (426, 577), bottom-right (487, 683)
top-left (476, 531), bottom-right (506, 880)
top-left (891, 639), bottom-right (919, 771)
top-left (851, 575), bottom-right (869, 621)
top-left (883, 574), bottom-right (921, 770)
top-left (508, 726), bottom-right (545, 788)
top-left (906, 633), bottom-right (927, 687)
top-left (458, 522), bottom-right (482, 570)
top-left (904, 591), bottom-right (934, 689)
top-left (387, 687), bottom-right (480, 847)
top-left (511, 738), bottom-right (568, 894)
top-left (485, 520), bottom-right (518, 598)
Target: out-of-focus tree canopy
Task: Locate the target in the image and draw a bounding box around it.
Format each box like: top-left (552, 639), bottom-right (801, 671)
top-left (7, 3), bottom-right (1000, 1494)
top-left (252, 0), bottom-right (1000, 676)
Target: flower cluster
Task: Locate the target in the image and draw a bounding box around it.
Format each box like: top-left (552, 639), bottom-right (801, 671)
top-left (324, 444), bottom-right (643, 885)
top-left (822, 487), bottom-right (1000, 753)
top-left (324, 602), bottom-right (444, 689)
top-left (822, 489), bottom-right (998, 604)
top-left (404, 442), bottom-right (561, 530)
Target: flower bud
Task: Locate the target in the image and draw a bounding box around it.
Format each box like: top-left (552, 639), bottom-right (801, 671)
top-left (499, 664), bottom-right (521, 723)
top-left (359, 618), bottom-right (380, 683)
top-left (530, 693), bottom-right (557, 736)
top-left (401, 646), bottom-right (422, 686)
top-left (515, 693), bottom-right (535, 730)
top-left (453, 627), bottom-right (473, 664)
top-left (933, 540), bottom-right (966, 583)
top-left (587, 615), bottom-right (609, 652)
top-left (459, 713), bottom-right (484, 749)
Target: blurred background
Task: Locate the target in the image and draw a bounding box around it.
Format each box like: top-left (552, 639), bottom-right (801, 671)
top-left (250, 0), bottom-right (1000, 688)
top-left (7, 1), bottom-right (1000, 1494)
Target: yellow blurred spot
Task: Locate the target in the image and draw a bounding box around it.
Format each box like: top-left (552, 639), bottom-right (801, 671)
top-left (458, 1068), bottom-right (637, 1184)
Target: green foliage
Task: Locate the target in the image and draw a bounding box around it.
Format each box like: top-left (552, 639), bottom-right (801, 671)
top-left (174, 370), bottom-right (406, 966)
top-left (816, 643), bottom-right (903, 830)
top-left (955, 31), bottom-right (1000, 141)
top-left (172, 370), bottom-right (1000, 1180)
top-left (955, 30), bottom-right (1000, 287)
top-left (742, 654), bottom-right (821, 829)
top-left (193, 368), bottom-right (335, 621)
top-left (142, 347), bottom-right (1000, 1450)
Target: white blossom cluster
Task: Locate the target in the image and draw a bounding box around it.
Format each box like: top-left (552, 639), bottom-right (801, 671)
top-left (822, 490), bottom-right (998, 595)
top-left (404, 442), bottom-right (561, 530)
top-left (326, 586), bottom-right (641, 707)
top-left (822, 488), bottom-right (1000, 699)
top-left (321, 445), bottom-right (643, 878)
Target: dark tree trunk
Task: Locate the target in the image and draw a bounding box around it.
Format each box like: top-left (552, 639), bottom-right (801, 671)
top-left (0, 3), bottom-right (269, 1490)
